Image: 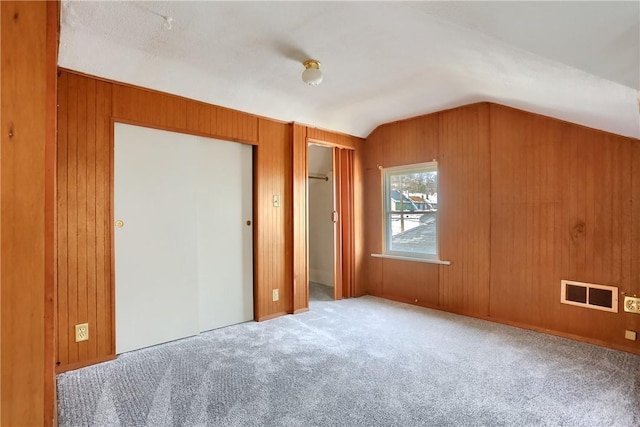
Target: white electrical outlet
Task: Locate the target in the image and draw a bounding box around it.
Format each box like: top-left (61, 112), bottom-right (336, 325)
top-left (273, 195), bottom-right (280, 207)
top-left (272, 289), bottom-right (279, 301)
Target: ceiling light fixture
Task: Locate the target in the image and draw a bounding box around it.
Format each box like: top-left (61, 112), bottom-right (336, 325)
top-left (302, 59), bottom-right (323, 86)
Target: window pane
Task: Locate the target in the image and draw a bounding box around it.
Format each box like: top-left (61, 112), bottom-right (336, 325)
top-left (388, 213), bottom-right (437, 255)
top-left (385, 164), bottom-right (438, 257)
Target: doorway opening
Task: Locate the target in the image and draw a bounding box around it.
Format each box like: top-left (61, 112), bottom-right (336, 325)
top-left (308, 144), bottom-right (335, 302)
top-left (306, 142), bottom-right (356, 304)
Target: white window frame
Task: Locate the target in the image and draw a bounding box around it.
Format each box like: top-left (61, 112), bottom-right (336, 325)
top-left (382, 161), bottom-right (439, 261)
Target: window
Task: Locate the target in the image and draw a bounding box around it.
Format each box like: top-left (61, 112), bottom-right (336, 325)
top-left (383, 162), bottom-right (438, 259)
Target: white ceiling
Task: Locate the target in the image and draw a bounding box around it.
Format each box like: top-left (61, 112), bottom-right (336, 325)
top-left (59, 1), bottom-right (640, 139)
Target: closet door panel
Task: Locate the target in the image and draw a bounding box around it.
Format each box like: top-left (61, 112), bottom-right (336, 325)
top-left (197, 138), bottom-right (254, 332)
top-left (114, 123), bottom-right (200, 354)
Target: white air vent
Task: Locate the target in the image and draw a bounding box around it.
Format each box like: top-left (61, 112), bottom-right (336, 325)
top-left (560, 280), bottom-right (618, 313)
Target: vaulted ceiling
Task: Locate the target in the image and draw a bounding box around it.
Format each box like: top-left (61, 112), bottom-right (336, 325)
top-left (59, 1), bottom-right (640, 138)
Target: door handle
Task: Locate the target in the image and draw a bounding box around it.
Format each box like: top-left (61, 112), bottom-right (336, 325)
top-left (331, 211), bottom-right (338, 223)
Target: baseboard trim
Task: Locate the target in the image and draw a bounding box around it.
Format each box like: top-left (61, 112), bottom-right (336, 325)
top-left (257, 311), bottom-right (287, 322)
top-left (365, 292), bottom-right (640, 357)
top-left (56, 354), bottom-right (117, 374)
top-left (482, 316), bottom-right (640, 357)
top-left (294, 308), bottom-right (309, 315)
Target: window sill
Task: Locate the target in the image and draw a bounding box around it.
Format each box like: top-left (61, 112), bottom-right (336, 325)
top-left (371, 253), bottom-right (451, 265)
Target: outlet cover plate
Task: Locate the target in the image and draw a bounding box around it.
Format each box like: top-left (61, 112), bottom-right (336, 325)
top-left (75, 323), bottom-right (89, 342)
top-left (272, 289), bottom-right (279, 301)
top-left (623, 296), bottom-right (640, 314)
top-left (625, 330), bottom-right (637, 341)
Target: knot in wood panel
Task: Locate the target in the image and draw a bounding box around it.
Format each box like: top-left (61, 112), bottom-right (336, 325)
top-left (570, 221), bottom-right (586, 243)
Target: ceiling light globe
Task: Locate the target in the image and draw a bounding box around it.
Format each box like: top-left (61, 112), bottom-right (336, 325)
top-left (302, 67), bottom-right (323, 86)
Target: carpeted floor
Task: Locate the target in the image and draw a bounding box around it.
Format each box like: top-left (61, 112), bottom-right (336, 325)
top-left (57, 285), bottom-right (640, 426)
top-left (309, 281), bottom-right (334, 301)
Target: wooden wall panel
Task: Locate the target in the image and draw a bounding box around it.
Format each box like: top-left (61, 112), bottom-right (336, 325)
top-left (112, 85), bottom-right (188, 131)
top-left (632, 142), bottom-right (640, 291)
top-left (1, 1), bottom-right (57, 424)
top-left (254, 119), bottom-right (293, 319)
top-left (364, 113), bottom-right (440, 306)
top-left (57, 70), bottom-right (304, 370)
top-left (307, 127), bottom-right (362, 150)
top-left (292, 124), bottom-right (308, 312)
top-left (489, 106), bottom-right (563, 327)
top-left (95, 80), bottom-right (113, 359)
top-left (112, 84), bottom-right (259, 144)
top-left (366, 102), bottom-right (640, 355)
top-left (489, 105), bottom-right (638, 352)
top-left (351, 141), bottom-right (366, 297)
top-left (381, 259), bottom-right (439, 306)
top-left (630, 142), bottom-right (640, 338)
top-left (555, 123), bottom-right (634, 344)
top-left (438, 104), bottom-right (491, 315)
top-left (56, 72), bottom-right (114, 370)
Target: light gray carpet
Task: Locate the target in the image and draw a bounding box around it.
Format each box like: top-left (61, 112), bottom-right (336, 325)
top-left (57, 290), bottom-right (640, 426)
top-left (309, 281), bottom-right (334, 301)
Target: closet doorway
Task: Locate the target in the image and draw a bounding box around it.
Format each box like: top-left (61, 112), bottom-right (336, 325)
top-left (308, 144), bottom-right (335, 301)
top-left (114, 123), bottom-right (254, 354)
top-left (307, 143), bottom-right (355, 302)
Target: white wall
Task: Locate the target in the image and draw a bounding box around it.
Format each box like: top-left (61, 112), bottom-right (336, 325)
top-left (308, 145), bottom-right (334, 287)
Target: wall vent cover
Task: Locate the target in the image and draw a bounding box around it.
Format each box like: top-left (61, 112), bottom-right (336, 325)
top-left (560, 280), bottom-right (618, 313)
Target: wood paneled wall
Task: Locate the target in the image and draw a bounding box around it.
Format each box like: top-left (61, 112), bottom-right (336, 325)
top-left (254, 119), bottom-right (293, 320)
top-left (57, 72), bottom-right (114, 371)
top-left (56, 70), bottom-right (365, 370)
top-left (1, 1), bottom-right (58, 425)
top-left (364, 102), bottom-right (640, 354)
top-left (489, 104), bottom-right (636, 349)
top-left (439, 105), bottom-right (491, 314)
top-left (365, 109), bottom-right (441, 307)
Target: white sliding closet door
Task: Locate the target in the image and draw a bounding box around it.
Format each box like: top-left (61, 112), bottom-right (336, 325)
top-left (196, 138), bottom-right (253, 332)
top-left (114, 123), bottom-right (253, 354)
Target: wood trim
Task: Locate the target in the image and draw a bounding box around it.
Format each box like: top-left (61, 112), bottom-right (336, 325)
top-left (0, 2), bottom-right (56, 424)
top-left (487, 317), bottom-right (640, 357)
top-left (292, 124), bottom-right (309, 311)
top-left (293, 308), bottom-right (310, 315)
top-left (45, 2), bottom-right (59, 425)
top-left (333, 148), bottom-right (343, 300)
top-left (61, 67), bottom-right (282, 125)
top-left (55, 354), bottom-right (116, 374)
top-left (367, 291), bottom-right (640, 357)
top-left (111, 116), bottom-right (259, 146)
top-left (305, 135), bottom-right (362, 302)
top-left (108, 116), bottom-right (116, 361)
top-left (253, 146), bottom-right (260, 321)
top-left (308, 138), bottom-right (356, 150)
top-left (257, 312), bottom-right (288, 322)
